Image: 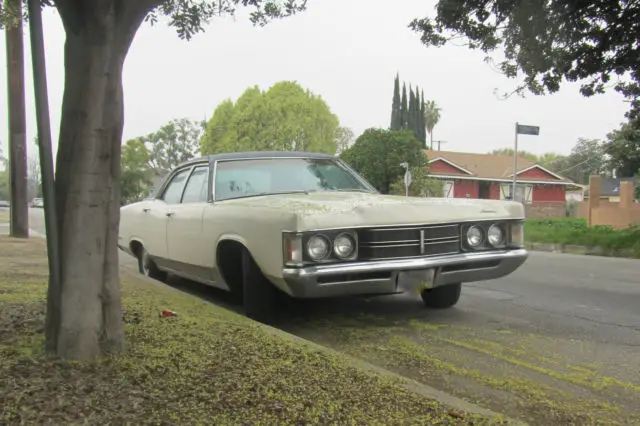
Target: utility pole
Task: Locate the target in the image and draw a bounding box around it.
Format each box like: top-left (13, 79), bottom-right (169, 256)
top-left (5, 0), bottom-right (29, 237)
top-left (433, 140), bottom-right (448, 151)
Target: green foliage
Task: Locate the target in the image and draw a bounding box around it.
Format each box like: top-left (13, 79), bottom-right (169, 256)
top-left (604, 119), bottom-right (640, 178)
top-left (389, 75), bottom-right (427, 147)
top-left (201, 81), bottom-right (339, 155)
top-left (340, 128), bottom-right (426, 194)
top-left (120, 139), bottom-right (154, 205)
top-left (0, 147), bottom-right (8, 200)
top-left (390, 74), bottom-right (402, 130)
top-left (389, 165), bottom-right (444, 198)
top-left (334, 127), bottom-right (354, 155)
top-left (525, 218), bottom-right (640, 257)
top-left (0, 173), bottom-right (8, 201)
top-left (141, 118), bottom-right (203, 174)
top-left (410, 1), bottom-right (640, 120)
top-left (491, 140), bottom-right (606, 184)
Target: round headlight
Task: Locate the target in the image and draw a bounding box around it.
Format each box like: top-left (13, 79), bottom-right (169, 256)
top-left (487, 224), bottom-right (504, 246)
top-left (466, 226), bottom-right (483, 247)
top-left (307, 235), bottom-right (330, 260)
top-left (333, 233), bottom-right (356, 258)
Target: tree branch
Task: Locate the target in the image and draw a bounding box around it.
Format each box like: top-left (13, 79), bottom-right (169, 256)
top-left (115, 0), bottom-right (163, 55)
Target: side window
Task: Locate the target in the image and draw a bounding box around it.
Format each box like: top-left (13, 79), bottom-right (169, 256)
top-left (181, 166), bottom-right (210, 203)
top-left (161, 168), bottom-right (191, 204)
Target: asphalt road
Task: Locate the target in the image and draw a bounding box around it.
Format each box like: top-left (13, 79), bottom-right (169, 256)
top-left (18, 208), bottom-right (640, 423)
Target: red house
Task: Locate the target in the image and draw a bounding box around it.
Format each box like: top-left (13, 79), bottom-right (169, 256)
top-left (425, 150), bottom-right (574, 204)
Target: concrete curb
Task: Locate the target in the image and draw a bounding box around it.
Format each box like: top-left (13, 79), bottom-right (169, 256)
top-left (526, 242), bottom-right (637, 259)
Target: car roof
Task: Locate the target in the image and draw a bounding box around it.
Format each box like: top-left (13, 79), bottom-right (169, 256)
top-left (178, 151), bottom-right (338, 168)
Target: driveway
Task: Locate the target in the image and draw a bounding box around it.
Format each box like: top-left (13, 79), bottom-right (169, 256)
top-left (23, 208), bottom-right (640, 424)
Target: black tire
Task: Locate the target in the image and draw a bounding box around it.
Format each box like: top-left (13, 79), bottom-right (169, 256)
top-left (241, 248), bottom-right (278, 324)
top-left (138, 247), bottom-right (167, 282)
top-left (421, 282), bottom-right (462, 309)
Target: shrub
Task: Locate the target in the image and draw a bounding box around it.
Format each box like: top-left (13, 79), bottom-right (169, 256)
top-left (525, 218), bottom-right (640, 257)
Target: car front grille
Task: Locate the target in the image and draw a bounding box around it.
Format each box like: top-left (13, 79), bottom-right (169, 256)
top-left (357, 223), bottom-right (461, 260)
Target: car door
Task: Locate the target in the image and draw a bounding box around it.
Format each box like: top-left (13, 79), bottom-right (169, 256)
top-left (166, 163), bottom-right (210, 281)
top-left (143, 167), bottom-right (192, 265)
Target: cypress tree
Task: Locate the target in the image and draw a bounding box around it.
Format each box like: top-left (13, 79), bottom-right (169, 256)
top-left (390, 74), bottom-right (401, 130)
top-left (420, 90), bottom-right (427, 148)
top-left (408, 85), bottom-right (415, 134)
top-left (412, 86), bottom-right (420, 142)
top-left (401, 83), bottom-right (408, 128)
top-left (415, 86), bottom-right (424, 147)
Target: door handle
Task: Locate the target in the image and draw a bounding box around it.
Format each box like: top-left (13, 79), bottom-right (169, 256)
top-left (143, 208), bottom-right (150, 213)
top-left (166, 212), bottom-right (174, 217)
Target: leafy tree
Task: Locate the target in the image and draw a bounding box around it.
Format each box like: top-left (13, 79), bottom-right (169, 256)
top-left (340, 128), bottom-right (427, 194)
top-left (0, 0), bottom-right (307, 360)
top-left (604, 119), bottom-right (640, 179)
top-left (490, 148), bottom-right (539, 163)
top-left (389, 165), bottom-right (443, 197)
top-left (121, 139), bottom-right (154, 205)
top-left (489, 148), bottom-right (570, 176)
top-left (201, 81), bottom-right (339, 155)
top-left (0, 146), bottom-right (8, 200)
top-left (423, 100), bottom-right (441, 150)
top-left (335, 126), bottom-right (354, 155)
top-left (410, 0), bottom-right (640, 119)
top-left (140, 118), bottom-right (203, 176)
top-left (27, 155), bottom-right (42, 199)
top-left (559, 138), bottom-right (607, 184)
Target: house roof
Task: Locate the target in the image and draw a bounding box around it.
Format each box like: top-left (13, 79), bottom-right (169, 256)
top-left (425, 150), bottom-right (574, 185)
top-left (584, 177), bottom-right (637, 197)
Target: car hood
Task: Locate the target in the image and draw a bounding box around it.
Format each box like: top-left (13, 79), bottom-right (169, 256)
top-left (221, 192), bottom-right (524, 230)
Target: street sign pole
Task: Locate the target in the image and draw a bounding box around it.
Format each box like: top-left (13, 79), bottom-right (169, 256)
top-left (512, 123), bottom-right (540, 202)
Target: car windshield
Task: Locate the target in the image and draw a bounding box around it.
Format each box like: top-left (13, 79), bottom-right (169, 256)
top-left (214, 157), bottom-right (375, 201)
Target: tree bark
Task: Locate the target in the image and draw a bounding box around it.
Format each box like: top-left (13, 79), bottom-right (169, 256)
top-left (46, 0), bottom-right (158, 360)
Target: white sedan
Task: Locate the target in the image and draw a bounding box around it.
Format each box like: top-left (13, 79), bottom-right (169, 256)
top-left (119, 151), bottom-right (528, 323)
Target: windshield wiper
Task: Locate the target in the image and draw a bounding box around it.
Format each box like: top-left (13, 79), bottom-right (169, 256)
top-left (235, 190), bottom-right (313, 199)
top-left (327, 188), bottom-right (373, 193)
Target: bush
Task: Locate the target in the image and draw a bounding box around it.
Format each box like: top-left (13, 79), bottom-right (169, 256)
top-left (525, 218), bottom-right (640, 256)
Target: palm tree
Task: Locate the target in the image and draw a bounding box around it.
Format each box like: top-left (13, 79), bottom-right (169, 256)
top-left (423, 100), bottom-right (441, 150)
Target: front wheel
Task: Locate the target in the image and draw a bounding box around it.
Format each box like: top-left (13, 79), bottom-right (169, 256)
top-left (421, 282), bottom-right (461, 309)
top-left (241, 249), bottom-right (278, 324)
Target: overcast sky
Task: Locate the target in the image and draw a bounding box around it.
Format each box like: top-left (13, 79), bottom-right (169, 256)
top-left (0, 0), bottom-right (631, 162)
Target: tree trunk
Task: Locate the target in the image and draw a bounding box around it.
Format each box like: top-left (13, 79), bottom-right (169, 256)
top-left (45, 2), bottom-right (150, 360)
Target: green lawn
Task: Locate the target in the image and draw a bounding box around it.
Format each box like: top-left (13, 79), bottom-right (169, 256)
top-left (525, 218), bottom-right (640, 257)
top-left (0, 209), bottom-right (8, 223)
top-left (0, 236), bottom-right (505, 425)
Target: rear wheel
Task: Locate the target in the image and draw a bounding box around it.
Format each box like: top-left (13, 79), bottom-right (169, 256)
top-left (241, 248), bottom-right (278, 324)
top-left (421, 282), bottom-right (461, 309)
top-left (138, 247), bottom-right (167, 282)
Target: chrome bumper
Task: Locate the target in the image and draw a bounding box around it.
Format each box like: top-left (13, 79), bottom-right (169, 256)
top-left (279, 249), bottom-right (528, 299)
